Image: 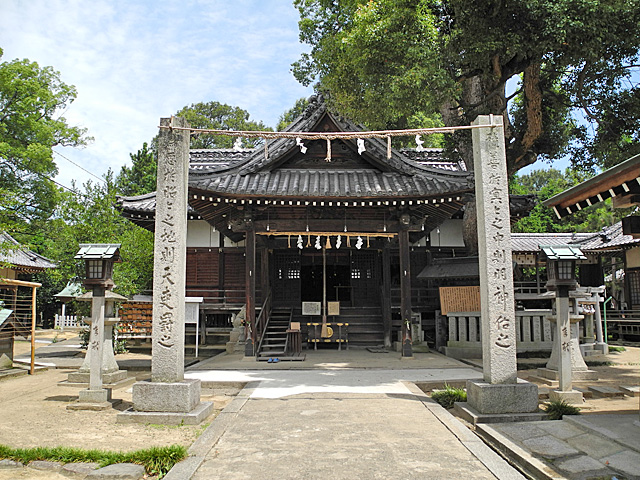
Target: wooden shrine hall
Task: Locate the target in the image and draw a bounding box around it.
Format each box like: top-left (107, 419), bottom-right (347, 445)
top-left (119, 96), bottom-right (484, 357)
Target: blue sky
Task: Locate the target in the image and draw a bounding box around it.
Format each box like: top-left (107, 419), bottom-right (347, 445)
top-left (1, 1), bottom-right (313, 189)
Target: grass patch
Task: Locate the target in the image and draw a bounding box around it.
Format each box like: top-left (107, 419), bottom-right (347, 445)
top-left (431, 384), bottom-right (467, 409)
top-left (0, 444), bottom-right (186, 478)
top-left (543, 399), bottom-right (581, 420)
top-left (608, 345), bottom-right (626, 353)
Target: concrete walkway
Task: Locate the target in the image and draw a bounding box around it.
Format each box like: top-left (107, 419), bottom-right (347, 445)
top-left (166, 362), bottom-right (524, 480)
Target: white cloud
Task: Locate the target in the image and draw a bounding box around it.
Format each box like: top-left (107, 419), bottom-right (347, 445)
top-left (0, 0), bottom-right (312, 189)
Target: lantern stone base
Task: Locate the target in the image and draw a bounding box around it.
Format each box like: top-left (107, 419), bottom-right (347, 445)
top-left (116, 401), bottom-right (213, 425)
top-left (466, 379), bottom-right (539, 415)
top-left (116, 378), bottom-right (213, 425)
top-left (78, 387), bottom-right (111, 403)
top-left (66, 369), bottom-right (129, 386)
top-left (549, 389), bottom-right (583, 404)
top-left (67, 388), bottom-right (122, 411)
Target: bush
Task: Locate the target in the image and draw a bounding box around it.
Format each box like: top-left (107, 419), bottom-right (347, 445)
top-left (544, 399), bottom-right (581, 420)
top-left (608, 345), bottom-right (626, 353)
top-left (431, 384), bottom-right (467, 409)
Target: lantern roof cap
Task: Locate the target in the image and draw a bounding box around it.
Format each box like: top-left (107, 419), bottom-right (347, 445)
top-left (74, 244), bottom-right (121, 260)
top-left (539, 244), bottom-right (586, 261)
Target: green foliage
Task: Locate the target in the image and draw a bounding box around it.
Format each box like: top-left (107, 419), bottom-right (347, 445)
top-left (430, 384), bottom-right (467, 409)
top-left (0, 49), bottom-right (92, 235)
top-left (510, 168), bottom-right (627, 233)
top-left (543, 399), bottom-right (581, 420)
top-left (0, 443), bottom-right (187, 477)
top-left (277, 97), bottom-right (310, 131)
top-left (293, 0), bottom-right (640, 173)
top-left (115, 142), bottom-right (157, 196)
top-left (176, 101), bottom-right (272, 149)
top-left (608, 345), bottom-right (625, 353)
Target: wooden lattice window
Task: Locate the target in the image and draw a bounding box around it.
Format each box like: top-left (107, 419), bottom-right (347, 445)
top-left (627, 269), bottom-right (640, 306)
top-left (274, 252), bottom-right (301, 303)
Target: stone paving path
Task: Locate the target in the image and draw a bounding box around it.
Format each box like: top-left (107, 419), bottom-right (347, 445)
top-left (169, 369), bottom-right (524, 480)
top-left (479, 414), bottom-right (640, 479)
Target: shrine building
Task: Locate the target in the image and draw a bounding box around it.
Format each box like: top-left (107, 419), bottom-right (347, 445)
top-left (118, 97), bottom-right (524, 357)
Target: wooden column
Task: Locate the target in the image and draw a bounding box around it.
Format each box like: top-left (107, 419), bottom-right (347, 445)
top-left (382, 245), bottom-right (392, 348)
top-left (260, 245), bottom-right (270, 304)
top-left (245, 227), bottom-right (256, 356)
top-left (399, 228), bottom-right (413, 357)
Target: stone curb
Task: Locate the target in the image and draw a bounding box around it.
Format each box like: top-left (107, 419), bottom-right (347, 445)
top-left (162, 380), bottom-right (259, 480)
top-left (475, 423), bottom-right (565, 480)
top-left (403, 382), bottom-right (527, 480)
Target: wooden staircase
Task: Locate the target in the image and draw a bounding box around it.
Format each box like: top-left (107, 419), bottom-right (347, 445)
top-left (257, 307), bottom-right (292, 359)
top-left (335, 306), bottom-right (383, 346)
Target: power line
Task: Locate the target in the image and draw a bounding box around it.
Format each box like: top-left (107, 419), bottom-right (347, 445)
top-left (53, 150), bottom-right (106, 184)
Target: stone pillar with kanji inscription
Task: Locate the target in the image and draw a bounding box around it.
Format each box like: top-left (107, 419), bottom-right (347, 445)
top-left (120, 117), bottom-right (213, 425)
top-left (461, 115), bottom-right (539, 419)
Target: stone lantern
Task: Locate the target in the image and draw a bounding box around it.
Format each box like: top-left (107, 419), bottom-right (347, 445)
top-left (540, 245), bottom-right (594, 404)
top-left (69, 244), bottom-right (123, 409)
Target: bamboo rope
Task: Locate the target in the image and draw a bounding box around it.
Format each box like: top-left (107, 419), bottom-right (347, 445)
top-left (158, 121), bottom-right (498, 139)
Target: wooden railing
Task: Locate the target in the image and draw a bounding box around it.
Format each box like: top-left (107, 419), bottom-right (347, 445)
top-left (390, 286), bottom-right (439, 309)
top-left (443, 309), bottom-right (553, 358)
top-left (604, 309), bottom-right (640, 339)
top-left (255, 291), bottom-right (272, 355)
top-left (185, 286), bottom-right (246, 306)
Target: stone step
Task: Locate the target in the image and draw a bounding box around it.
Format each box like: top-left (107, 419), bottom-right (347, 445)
top-left (588, 385), bottom-right (625, 398)
top-left (620, 385), bottom-right (640, 397)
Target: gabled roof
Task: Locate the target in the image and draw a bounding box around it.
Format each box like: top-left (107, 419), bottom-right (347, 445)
top-left (543, 153), bottom-right (640, 218)
top-left (0, 232), bottom-right (57, 272)
top-left (188, 95), bottom-right (472, 199)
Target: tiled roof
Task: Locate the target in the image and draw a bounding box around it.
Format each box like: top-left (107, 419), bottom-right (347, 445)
top-left (189, 149), bottom-right (253, 173)
top-left (0, 232), bottom-right (57, 271)
top-left (511, 233), bottom-right (594, 253)
top-left (578, 222), bottom-right (640, 250)
top-left (511, 222), bottom-right (640, 253)
top-left (190, 168), bottom-right (470, 199)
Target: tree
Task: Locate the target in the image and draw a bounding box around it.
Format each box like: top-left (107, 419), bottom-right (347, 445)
top-left (115, 142), bottom-right (157, 196)
top-left (34, 171), bottom-right (154, 317)
top-left (293, 0), bottom-right (640, 174)
top-left (277, 97), bottom-right (310, 131)
top-left (176, 101), bottom-right (272, 149)
top-left (510, 168), bottom-right (625, 233)
top-left (0, 48), bottom-right (91, 233)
